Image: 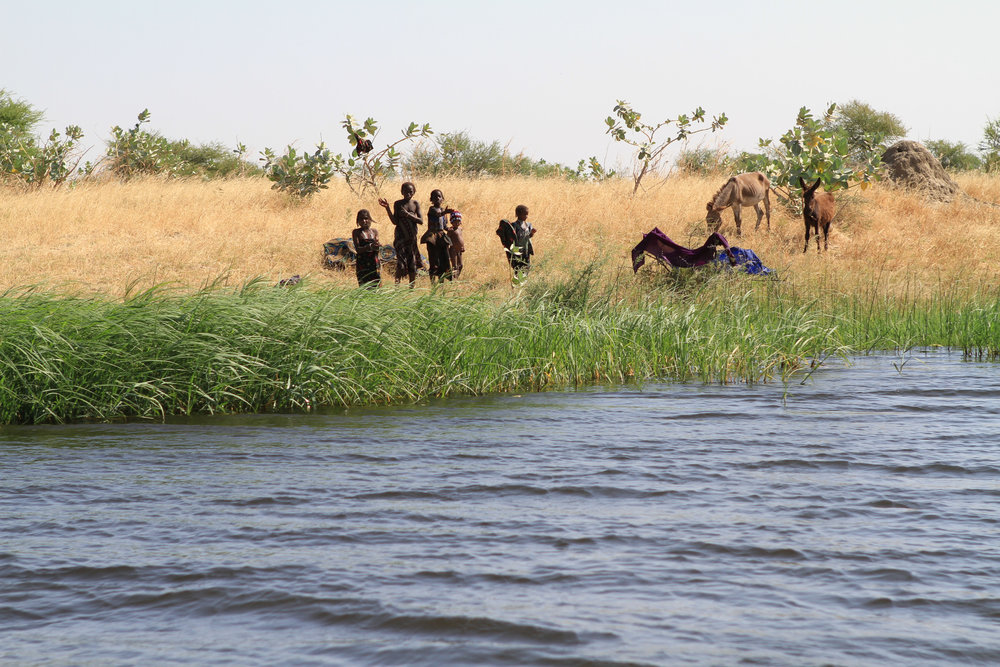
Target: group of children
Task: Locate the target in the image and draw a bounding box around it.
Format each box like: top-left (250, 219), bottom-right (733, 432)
top-left (350, 182), bottom-right (536, 288)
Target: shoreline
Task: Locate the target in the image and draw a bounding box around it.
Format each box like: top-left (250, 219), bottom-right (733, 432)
top-left (1, 273), bottom-right (998, 425)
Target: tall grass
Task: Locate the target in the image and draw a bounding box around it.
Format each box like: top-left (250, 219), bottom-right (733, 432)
top-left (2, 172), bottom-right (999, 298)
top-left (2, 267), bottom-right (999, 424)
top-left (2, 174), bottom-right (1000, 423)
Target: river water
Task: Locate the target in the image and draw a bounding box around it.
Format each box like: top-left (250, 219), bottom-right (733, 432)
top-left (1, 351), bottom-right (998, 666)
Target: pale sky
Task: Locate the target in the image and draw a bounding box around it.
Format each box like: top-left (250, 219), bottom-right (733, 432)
top-left (5, 0), bottom-right (998, 170)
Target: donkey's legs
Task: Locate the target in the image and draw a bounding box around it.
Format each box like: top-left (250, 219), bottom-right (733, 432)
top-left (753, 203), bottom-right (764, 231)
top-left (733, 206), bottom-right (742, 237)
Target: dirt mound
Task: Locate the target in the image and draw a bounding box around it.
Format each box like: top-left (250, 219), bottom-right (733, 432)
top-left (882, 140), bottom-right (960, 201)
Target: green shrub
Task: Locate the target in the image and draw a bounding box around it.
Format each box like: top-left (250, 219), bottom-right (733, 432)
top-left (756, 104), bottom-right (882, 206)
top-left (104, 109), bottom-right (173, 180)
top-left (1, 90), bottom-right (86, 187)
top-left (405, 130), bottom-right (614, 181)
top-left (925, 140), bottom-right (982, 171)
top-left (827, 99), bottom-right (907, 154)
top-left (980, 117), bottom-right (1000, 173)
top-left (675, 147), bottom-right (731, 175)
top-left (169, 140), bottom-right (259, 178)
top-left (259, 143), bottom-right (335, 198)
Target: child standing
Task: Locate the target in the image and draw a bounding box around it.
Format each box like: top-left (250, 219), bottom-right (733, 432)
top-left (351, 209), bottom-right (380, 287)
top-left (424, 189), bottom-right (454, 283)
top-left (496, 204), bottom-right (536, 281)
top-left (447, 210), bottom-right (465, 278)
top-left (378, 182), bottom-right (422, 287)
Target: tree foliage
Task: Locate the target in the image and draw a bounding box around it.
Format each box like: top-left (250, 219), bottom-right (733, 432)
top-left (606, 100), bottom-right (727, 193)
top-left (258, 116), bottom-right (433, 199)
top-left (260, 143), bottom-right (335, 198)
top-left (105, 110), bottom-right (257, 181)
top-left (674, 147), bottom-right (731, 176)
top-left (827, 99), bottom-right (907, 152)
top-left (169, 140), bottom-right (259, 178)
top-left (105, 109), bottom-right (174, 180)
top-left (751, 104), bottom-right (883, 206)
top-left (1, 90), bottom-right (86, 188)
top-left (333, 115), bottom-right (432, 197)
top-left (404, 130), bottom-right (614, 181)
top-left (0, 89), bottom-right (44, 138)
top-left (407, 131), bottom-right (523, 177)
top-left (926, 139), bottom-right (982, 171)
top-left (980, 117), bottom-right (1000, 173)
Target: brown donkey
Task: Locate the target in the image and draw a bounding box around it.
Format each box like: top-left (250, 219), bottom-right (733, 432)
top-left (800, 177), bottom-right (836, 253)
top-left (705, 171), bottom-right (772, 237)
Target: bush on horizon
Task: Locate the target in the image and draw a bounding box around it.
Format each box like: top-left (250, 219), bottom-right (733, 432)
top-left (0, 89), bottom-right (87, 187)
top-left (926, 139), bottom-right (982, 171)
top-left (404, 130), bottom-right (612, 181)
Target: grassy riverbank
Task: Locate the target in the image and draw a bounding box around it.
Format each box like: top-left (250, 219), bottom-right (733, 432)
top-left (1, 174), bottom-right (999, 423)
top-left (1, 271), bottom-right (999, 424)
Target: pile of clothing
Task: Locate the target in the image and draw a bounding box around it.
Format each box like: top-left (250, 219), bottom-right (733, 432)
top-left (631, 228), bottom-right (773, 276)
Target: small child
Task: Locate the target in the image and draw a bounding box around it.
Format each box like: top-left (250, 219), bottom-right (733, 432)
top-left (351, 209), bottom-right (380, 288)
top-left (496, 204), bottom-right (536, 281)
top-left (447, 210), bottom-right (465, 278)
top-left (424, 189), bottom-right (454, 283)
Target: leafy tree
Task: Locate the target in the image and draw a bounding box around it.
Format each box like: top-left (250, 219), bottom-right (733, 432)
top-left (571, 156), bottom-right (616, 181)
top-left (756, 104), bottom-right (882, 205)
top-left (980, 116), bottom-right (1000, 153)
top-left (333, 115), bottom-right (432, 197)
top-left (106, 110), bottom-right (259, 181)
top-left (980, 117), bottom-right (1000, 173)
top-left (925, 139), bottom-right (982, 171)
top-left (730, 151), bottom-right (770, 174)
top-left (605, 100), bottom-right (727, 194)
top-left (674, 147), bottom-right (731, 176)
top-left (260, 143), bottom-right (335, 198)
top-left (405, 130), bottom-right (613, 180)
top-left (1, 90), bottom-right (86, 188)
top-left (0, 89), bottom-right (44, 139)
top-left (406, 131), bottom-right (508, 176)
top-left (105, 109), bottom-right (173, 180)
top-left (168, 139), bottom-right (259, 178)
top-left (828, 99), bottom-right (907, 152)
top-left (2, 125), bottom-right (85, 187)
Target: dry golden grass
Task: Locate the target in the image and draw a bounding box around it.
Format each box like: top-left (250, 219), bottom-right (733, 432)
top-left (2, 172), bottom-right (999, 298)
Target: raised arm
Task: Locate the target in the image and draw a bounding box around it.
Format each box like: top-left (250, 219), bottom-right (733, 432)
top-left (378, 198), bottom-right (395, 225)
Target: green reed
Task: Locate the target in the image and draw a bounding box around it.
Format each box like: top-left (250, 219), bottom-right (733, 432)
top-left (1, 267), bottom-right (999, 424)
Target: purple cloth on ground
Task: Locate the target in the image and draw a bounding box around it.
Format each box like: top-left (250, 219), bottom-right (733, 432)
top-left (631, 228), bottom-right (735, 271)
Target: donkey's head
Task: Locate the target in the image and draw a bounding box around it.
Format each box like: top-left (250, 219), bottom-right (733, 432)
top-left (705, 201), bottom-right (724, 230)
top-left (799, 177), bottom-right (822, 220)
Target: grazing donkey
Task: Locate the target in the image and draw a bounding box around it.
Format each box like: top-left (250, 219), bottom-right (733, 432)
top-left (705, 171), bottom-right (772, 237)
top-left (800, 177), bottom-right (836, 253)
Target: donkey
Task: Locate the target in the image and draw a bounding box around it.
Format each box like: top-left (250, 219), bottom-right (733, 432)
top-left (705, 171), bottom-right (772, 237)
top-left (800, 177), bottom-right (836, 253)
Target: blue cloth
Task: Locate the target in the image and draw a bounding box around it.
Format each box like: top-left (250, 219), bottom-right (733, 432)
top-left (713, 246), bottom-right (774, 276)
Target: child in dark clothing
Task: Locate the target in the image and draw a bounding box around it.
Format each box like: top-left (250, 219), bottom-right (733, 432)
top-left (496, 204), bottom-right (536, 281)
top-left (423, 189), bottom-right (454, 283)
top-left (378, 182), bottom-right (423, 287)
top-left (351, 209), bottom-right (380, 287)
